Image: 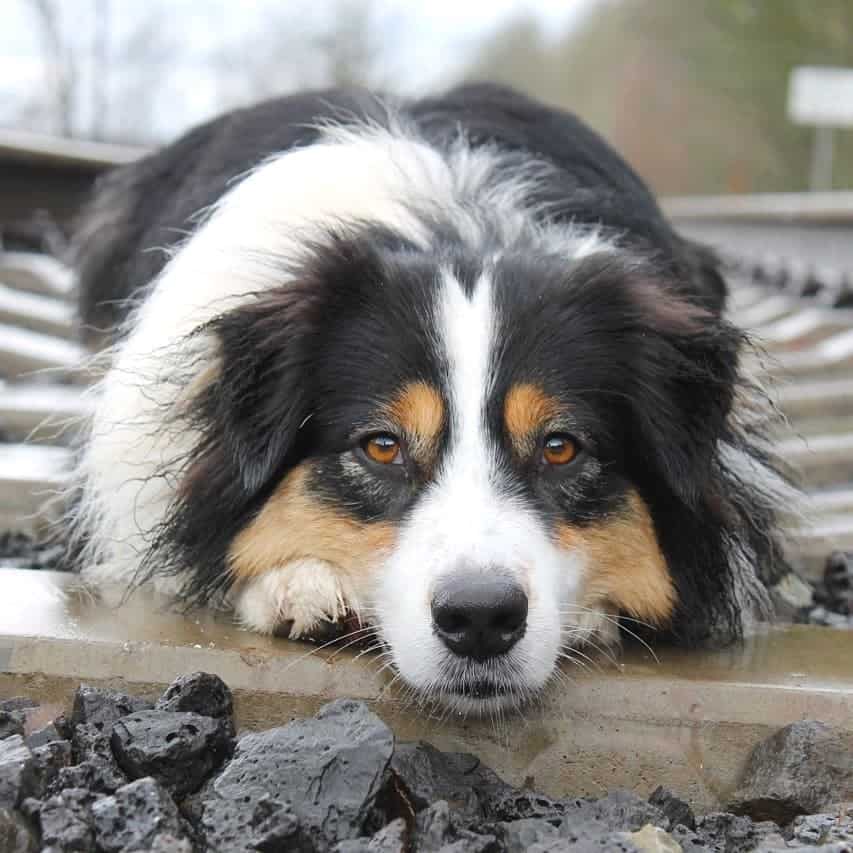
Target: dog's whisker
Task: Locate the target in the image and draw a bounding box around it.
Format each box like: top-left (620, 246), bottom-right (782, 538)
top-left (279, 625), bottom-right (378, 673)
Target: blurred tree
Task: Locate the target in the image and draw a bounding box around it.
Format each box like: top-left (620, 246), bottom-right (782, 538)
top-left (28, 0), bottom-right (79, 137)
top-left (211, 0), bottom-right (392, 106)
top-left (463, 0), bottom-right (853, 194)
top-left (20, 0), bottom-right (173, 143)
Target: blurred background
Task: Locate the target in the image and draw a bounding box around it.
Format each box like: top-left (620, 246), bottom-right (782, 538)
top-left (3, 0), bottom-right (853, 196)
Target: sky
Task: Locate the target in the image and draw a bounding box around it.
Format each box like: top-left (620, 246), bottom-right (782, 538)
top-left (0, 0), bottom-right (595, 141)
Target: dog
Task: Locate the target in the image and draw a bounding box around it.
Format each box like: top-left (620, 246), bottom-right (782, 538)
top-left (67, 83), bottom-right (792, 714)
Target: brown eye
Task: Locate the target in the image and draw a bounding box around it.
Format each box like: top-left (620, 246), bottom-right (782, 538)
top-left (362, 433), bottom-right (402, 465)
top-left (543, 434), bottom-right (578, 466)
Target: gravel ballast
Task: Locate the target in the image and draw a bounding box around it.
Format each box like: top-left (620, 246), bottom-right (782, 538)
top-left (1, 672), bottom-right (851, 852)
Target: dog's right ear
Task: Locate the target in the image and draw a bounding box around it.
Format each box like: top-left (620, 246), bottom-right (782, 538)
top-left (188, 282), bottom-right (323, 507)
top-left (209, 284), bottom-right (323, 499)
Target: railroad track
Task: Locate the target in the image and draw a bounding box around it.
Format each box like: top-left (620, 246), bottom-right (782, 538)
top-left (1, 194), bottom-right (852, 598)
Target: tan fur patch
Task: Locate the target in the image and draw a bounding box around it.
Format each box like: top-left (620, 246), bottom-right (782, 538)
top-left (228, 465), bottom-right (396, 580)
top-left (504, 383), bottom-right (560, 453)
top-left (558, 491), bottom-right (675, 625)
top-left (387, 381), bottom-right (445, 466)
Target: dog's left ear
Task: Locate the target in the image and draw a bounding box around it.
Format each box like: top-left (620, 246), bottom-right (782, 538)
top-left (624, 277), bottom-right (742, 508)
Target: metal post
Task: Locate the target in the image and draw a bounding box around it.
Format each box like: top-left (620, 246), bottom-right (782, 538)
top-left (809, 125), bottom-right (834, 192)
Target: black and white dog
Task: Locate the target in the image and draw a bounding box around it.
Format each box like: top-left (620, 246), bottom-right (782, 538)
top-left (68, 84), bottom-right (791, 713)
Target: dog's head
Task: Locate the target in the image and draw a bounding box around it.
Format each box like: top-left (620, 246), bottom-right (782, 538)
top-left (169, 223), bottom-right (743, 713)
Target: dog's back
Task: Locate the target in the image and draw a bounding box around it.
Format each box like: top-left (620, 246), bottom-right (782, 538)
top-left (73, 83), bottom-right (726, 344)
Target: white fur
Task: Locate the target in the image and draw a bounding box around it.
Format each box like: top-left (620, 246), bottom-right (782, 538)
top-left (372, 267), bottom-right (590, 710)
top-left (234, 560), bottom-right (358, 637)
top-left (72, 117), bottom-right (617, 709)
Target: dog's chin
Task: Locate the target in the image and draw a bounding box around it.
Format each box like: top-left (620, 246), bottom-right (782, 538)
top-left (403, 667), bottom-right (547, 717)
top-left (434, 683), bottom-right (529, 717)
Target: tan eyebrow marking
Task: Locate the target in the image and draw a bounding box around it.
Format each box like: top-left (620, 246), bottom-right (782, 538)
top-left (387, 381), bottom-right (445, 465)
top-left (504, 382), bottom-right (560, 453)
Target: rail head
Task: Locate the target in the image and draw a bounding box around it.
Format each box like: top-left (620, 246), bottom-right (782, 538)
top-left (663, 191), bottom-right (853, 225)
top-left (0, 128), bottom-right (148, 172)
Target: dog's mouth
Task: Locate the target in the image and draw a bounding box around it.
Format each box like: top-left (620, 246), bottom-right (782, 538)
top-left (445, 678), bottom-right (512, 699)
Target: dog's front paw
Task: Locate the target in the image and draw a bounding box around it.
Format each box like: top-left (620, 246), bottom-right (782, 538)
top-left (233, 559), bottom-right (359, 638)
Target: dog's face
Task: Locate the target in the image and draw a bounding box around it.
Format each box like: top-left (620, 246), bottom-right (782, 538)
top-left (183, 227), bottom-right (736, 713)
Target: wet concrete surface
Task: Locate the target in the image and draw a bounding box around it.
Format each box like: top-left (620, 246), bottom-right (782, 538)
top-left (1, 569), bottom-right (851, 812)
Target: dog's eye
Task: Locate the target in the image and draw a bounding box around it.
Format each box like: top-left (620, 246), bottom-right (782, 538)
top-left (542, 433), bottom-right (578, 466)
top-left (362, 433), bottom-right (403, 465)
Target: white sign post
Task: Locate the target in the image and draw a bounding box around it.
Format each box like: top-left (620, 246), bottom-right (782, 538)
top-left (788, 66), bottom-right (853, 191)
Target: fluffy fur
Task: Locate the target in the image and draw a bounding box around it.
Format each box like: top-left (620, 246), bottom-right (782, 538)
top-left (66, 83), bottom-right (792, 714)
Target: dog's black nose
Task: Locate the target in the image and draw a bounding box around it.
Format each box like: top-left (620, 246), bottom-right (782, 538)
top-left (431, 574), bottom-right (528, 661)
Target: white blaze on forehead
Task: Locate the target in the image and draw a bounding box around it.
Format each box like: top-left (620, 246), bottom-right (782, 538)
top-left (422, 267), bottom-right (530, 571)
top-left (438, 266), bottom-right (495, 482)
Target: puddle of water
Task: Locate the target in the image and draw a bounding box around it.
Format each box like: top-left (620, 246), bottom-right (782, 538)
top-left (618, 624), bottom-right (853, 689)
top-left (2, 568), bottom-right (852, 690)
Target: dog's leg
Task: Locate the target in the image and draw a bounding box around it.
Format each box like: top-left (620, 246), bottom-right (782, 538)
top-left (233, 559), bottom-right (360, 637)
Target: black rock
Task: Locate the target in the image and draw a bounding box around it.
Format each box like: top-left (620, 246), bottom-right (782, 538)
top-left (333, 818), bottom-right (408, 852)
top-left (125, 834), bottom-right (193, 853)
top-left (669, 822), bottom-right (710, 852)
top-left (790, 811), bottom-right (853, 847)
top-left (155, 672), bottom-right (234, 729)
top-left (62, 722), bottom-right (128, 794)
top-left (727, 720), bottom-right (853, 823)
top-left (649, 785), bottom-right (696, 830)
top-left (0, 698), bottom-right (38, 714)
top-left (0, 735), bottom-right (35, 810)
top-left (548, 826), bottom-right (644, 852)
top-left (414, 800), bottom-right (500, 852)
top-left (17, 796), bottom-right (42, 823)
top-left (91, 777), bottom-right (186, 853)
top-left (486, 788), bottom-right (580, 824)
top-left (70, 686), bottom-right (153, 733)
top-left (198, 795), bottom-right (314, 853)
top-left (38, 787), bottom-right (100, 852)
top-left (26, 722), bottom-right (64, 750)
top-left (390, 741), bottom-right (513, 823)
top-left (251, 796), bottom-right (317, 852)
top-left (822, 551), bottom-right (852, 615)
top-left (30, 740), bottom-right (72, 797)
top-left (0, 710), bottom-right (26, 740)
top-left (52, 713), bottom-right (72, 742)
top-left (0, 531), bottom-right (65, 571)
top-left (201, 698), bottom-right (394, 851)
top-left (0, 806), bottom-right (37, 852)
top-left (52, 756), bottom-right (129, 797)
top-left (806, 607), bottom-right (853, 628)
top-left (71, 721), bottom-right (107, 760)
top-left (695, 811), bottom-right (785, 853)
top-left (497, 816), bottom-right (561, 852)
top-left (535, 840), bottom-right (641, 852)
top-left (559, 790), bottom-right (667, 834)
top-left (111, 710), bottom-right (232, 799)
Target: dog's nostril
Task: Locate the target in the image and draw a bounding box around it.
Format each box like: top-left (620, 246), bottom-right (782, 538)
top-left (491, 600), bottom-right (527, 633)
top-left (433, 606), bottom-right (470, 635)
top-left (431, 573), bottom-right (528, 662)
